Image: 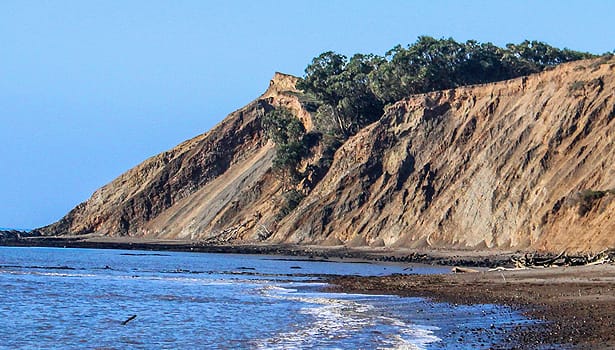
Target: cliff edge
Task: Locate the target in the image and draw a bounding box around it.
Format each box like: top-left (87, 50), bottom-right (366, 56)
top-left (38, 57), bottom-right (615, 253)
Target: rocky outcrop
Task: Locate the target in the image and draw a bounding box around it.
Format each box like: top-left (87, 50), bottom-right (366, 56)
top-left (39, 57), bottom-right (615, 253)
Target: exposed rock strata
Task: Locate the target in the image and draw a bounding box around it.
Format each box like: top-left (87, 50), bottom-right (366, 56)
top-left (39, 58), bottom-right (615, 253)
top-left (38, 73), bottom-right (298, 240)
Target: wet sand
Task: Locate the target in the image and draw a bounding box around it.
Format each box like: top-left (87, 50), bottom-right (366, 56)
top-left (328, 265), bottom-right (615, 349)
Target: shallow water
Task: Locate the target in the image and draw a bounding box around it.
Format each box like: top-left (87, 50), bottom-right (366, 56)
top-left (0, 247), bottom-right (533, 349)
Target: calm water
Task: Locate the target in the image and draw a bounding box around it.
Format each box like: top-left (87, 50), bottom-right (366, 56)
top-left (0, 247), bottom-right (532, 349)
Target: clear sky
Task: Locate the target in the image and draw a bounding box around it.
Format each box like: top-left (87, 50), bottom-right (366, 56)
top-left (1, 0), bottom-right (613, 229)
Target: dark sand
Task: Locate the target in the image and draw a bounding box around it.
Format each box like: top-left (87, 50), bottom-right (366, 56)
top-left (328, 265), bottom-right (615, 349)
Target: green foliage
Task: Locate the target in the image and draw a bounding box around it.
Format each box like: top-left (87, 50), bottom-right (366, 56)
top-left (369, 37), bottom-right (595, 103)
top-left (568, 78), bottom-right (604, 95)
top-left (275, 190), bottom-right (305, 220)
top-left (270, 37), bottom-right (596, 219)
top-left (297, 37), bottom-right (596, 140)
top-left (297, 92), bottom-right (321, 113)
top-left (272, 141), bottom-right (306, 176)
top-left (580, 189), bottom-right (607, 201)
top-left (569, 80), bottom-right (586, 92)
top-left (317, 133), bottom-right (342, 170)
top-left (297, 52), bottom-right (384, 138)
top-left (589, 53), bottom-right (614, 71)
top-left (261, 107), bottom-right (309, 184)
top-left (504, 40), bottom-right (594, 71)
top-left (262, 107), bottom-right (305, 145)
top-left (296, 51), bottom-right (347, 106)
top-left (576, 189), bottom-right (615, 216)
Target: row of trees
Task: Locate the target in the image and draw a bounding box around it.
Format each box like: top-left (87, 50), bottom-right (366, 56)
top-left (297, 37), bottom-right (596, 139)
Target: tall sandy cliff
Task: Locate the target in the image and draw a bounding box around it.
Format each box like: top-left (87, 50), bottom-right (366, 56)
top-left (38, 58), bottom-right (615, 253)
top-left (38, 72), bottom-right (303, 241)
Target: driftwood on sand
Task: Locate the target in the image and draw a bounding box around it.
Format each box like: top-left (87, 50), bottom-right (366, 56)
top-left (451, 266), bottom-right (480, 273)
top-left (510, 249), bottom-right (615, 269)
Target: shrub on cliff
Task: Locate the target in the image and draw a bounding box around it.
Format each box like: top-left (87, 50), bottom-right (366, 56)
top-left (261, 107), bottom-right (305, 145)
top-left (275, 189), bottom-right (305, 221)
top-left (261, 107), bottom-right (308, 183)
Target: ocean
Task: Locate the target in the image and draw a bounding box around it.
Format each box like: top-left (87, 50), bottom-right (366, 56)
top-left (0, 247), bottom-right (532, 349)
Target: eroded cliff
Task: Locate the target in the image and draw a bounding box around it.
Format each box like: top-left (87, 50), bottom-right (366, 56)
top-left (38, 73), bottom-right (302, 240)
top-left (39, 58), bottom-right (615, 253)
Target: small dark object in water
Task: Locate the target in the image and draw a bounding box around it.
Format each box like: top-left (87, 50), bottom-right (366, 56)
top-left (121, 315), bottom-right (137, 325)
top-left (290, 266), bottom-right (302, 269)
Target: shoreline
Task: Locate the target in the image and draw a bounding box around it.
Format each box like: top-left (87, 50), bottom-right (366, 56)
top-left (0, 235), bottom-right (518, 267)
top-left (3, 236), bottom-right (615, 348)
top-left (327, 266), bottom-right (615, 349)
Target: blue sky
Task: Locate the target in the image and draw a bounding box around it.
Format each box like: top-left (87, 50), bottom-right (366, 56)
top-left (1, 1), bottom-right (613, 229)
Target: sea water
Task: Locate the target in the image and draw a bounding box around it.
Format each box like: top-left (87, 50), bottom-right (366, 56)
top-left (0, 247), bottom-right (532, 349)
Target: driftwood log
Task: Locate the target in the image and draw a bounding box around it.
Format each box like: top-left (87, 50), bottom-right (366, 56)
top-left (451, 266), bottom-right (480, 273)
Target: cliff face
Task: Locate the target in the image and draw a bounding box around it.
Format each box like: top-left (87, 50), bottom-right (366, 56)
top-left (40, 58), bottom-right (615, 252)
top-left (39, 73), bottom-right (301, 240)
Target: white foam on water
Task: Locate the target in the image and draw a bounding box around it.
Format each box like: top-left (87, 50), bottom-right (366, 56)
top-left (253, 284), bottom-right (441, 350)
top-left (139, 275), bottom-right (234, 284)
top-left (0, 270), bottom-right (99, 278)
top-left (259, 284), bottom-right (298, 294)
top-left (0, 268), bottom-right (265, 288)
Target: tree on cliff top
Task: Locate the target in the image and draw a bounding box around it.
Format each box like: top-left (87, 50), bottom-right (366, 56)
top-left (297, 52), bottom-right (384, 138)
top-left (298, 37), bottom-right (596, 140)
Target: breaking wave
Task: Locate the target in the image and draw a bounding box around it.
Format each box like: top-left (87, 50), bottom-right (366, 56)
top-left (253, 284), bottom-right (440, 349)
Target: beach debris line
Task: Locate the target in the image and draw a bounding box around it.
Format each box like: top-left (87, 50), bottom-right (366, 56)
top-left (510, 249), bottom-right (615, 268)
top-left (121, 315), bottom-right (137, 325)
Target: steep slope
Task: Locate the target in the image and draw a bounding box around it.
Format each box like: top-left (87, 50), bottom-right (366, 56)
top-left (39, 57), bottom-right (615, 253)
top-left (273, 56), bottom-right (615, 252)
top-left (38, 73), bottom-right (304, 240)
